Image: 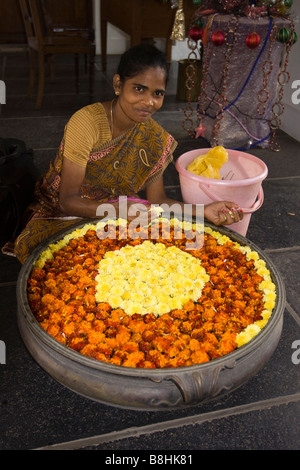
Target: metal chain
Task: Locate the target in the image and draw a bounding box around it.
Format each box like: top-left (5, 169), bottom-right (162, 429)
top-left (256, 22), bottom-right (277, 123)
top-left (269, 19), bottom-right (295, 151)
top-left (196, 15), bottom-right (216, 129)
top-left (182, 37), bottom-right (201, 137)
top-left (211, 15), bottom-right (239, 146)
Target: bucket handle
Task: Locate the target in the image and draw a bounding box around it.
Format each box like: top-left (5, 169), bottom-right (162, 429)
top-left (199, 183), bottom-right (264, 214)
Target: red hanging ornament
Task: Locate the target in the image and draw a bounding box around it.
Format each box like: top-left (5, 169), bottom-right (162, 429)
top-left (211, 30), bottom-right (225, 46)
top-left (189, 25), bottom-right (203, 41)
top-left (246, 32), bottom-right (261, 49)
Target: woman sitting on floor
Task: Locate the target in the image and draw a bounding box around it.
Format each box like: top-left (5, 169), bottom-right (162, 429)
top-left (14, 44), bottom-right (243, 264)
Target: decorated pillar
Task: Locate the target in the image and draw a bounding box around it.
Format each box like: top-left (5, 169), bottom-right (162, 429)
top-left (181, 1), bottom-right (297, 151)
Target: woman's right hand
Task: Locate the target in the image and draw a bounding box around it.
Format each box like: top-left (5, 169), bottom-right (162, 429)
top-left (115, 197), bottom-right (159, 224)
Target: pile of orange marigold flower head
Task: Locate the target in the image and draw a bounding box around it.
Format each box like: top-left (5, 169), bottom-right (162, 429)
top-left (27, 219), bottom-right (276, 368)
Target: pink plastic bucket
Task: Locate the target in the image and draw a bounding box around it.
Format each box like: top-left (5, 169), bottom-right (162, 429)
top-left (175, 149), bottom-right (268, 236)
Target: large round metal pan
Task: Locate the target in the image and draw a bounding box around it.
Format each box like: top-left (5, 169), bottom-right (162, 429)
top-left (16, 219), bottom-right (285, 410)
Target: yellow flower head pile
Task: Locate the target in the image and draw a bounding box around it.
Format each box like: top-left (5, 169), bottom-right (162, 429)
top-left (95, 240), bottom-right (209, 316)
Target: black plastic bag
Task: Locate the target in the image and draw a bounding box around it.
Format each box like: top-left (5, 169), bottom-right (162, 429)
top-left (0, 138), bottom-right (40, 247)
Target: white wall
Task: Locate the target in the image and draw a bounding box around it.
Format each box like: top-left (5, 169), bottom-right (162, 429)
top-left (280, 3), bottom-right (300, 141)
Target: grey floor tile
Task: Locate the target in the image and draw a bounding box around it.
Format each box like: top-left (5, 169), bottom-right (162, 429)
top-left (246, 178), bottom-right (300, 249)
top-left (83, 400), bottom-right (300, 450)
top-left (0, 115), bottom-right (69, 149)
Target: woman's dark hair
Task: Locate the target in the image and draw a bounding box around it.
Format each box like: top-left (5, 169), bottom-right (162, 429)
top-left (117, 44), bottom-right (169, 85)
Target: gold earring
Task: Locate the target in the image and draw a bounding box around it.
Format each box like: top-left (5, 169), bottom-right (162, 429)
top-left (115, 91), bottom-right (119, 96)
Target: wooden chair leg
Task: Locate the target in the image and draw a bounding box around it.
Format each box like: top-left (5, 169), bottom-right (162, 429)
top-left (28, 49), bottom-right (36, 98)
top-left (36, 52), bottom-right (45, 109)
top-left (49, 55), bottom-right (55, 81)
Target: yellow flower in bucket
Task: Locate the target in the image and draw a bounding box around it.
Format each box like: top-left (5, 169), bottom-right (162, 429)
top-left (187, 146), bottom-right (228, 179)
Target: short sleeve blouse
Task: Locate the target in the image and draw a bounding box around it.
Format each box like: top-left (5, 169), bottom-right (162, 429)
top-left (63, 103), bottom-right (112, 168)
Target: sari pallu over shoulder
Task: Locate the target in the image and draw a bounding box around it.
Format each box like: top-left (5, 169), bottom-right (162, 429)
top-left (81, 118), bottom-right (178, 199)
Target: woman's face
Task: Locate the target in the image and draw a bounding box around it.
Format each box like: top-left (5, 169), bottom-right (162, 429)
top-left (114, 66), bottom-right (167, 124)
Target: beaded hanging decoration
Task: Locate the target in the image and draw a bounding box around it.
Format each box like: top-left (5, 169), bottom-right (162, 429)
top-left (210, 15), bottom-right (239, 146)
top-left (194, 14), bottom-right (216, 139)
top-left (182, 12), bottom-right (216, 138)
top-left (182, 12), bottom-right (297, 150)
top-left (182, 37), bottom-right (201, 137)
top-left (268, 17), bottom-right (296, 151)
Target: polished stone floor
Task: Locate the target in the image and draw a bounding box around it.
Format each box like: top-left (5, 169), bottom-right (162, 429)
top-left (0, 50), bottom-right (300, 451)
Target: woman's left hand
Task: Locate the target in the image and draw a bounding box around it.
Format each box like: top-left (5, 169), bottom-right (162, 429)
top-left (204, 201), bottom-right (243, 226)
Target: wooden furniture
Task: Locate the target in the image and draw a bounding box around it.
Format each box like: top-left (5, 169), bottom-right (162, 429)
top-left (19, 0), bottom-right (95, 108)
top-left (0, 0), bottom-right (26, 44)
top-left (100, 0), bottom-right (197, 71)
top-left (0, 0), bottom-right (93, 45)
top-left (41, 0), bottom-right (94, 31)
